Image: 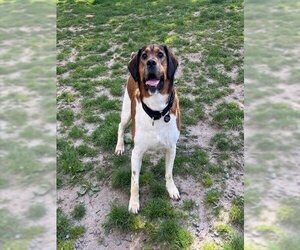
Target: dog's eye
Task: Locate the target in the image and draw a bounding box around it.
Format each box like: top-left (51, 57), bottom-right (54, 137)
top-left (142, 53), bottom-right (147, 60)
top-left (158, 52), bottom-right (164, 58)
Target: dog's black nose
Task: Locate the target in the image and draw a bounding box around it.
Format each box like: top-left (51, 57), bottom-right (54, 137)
top-left (147, 59), bottom-right (156, 67)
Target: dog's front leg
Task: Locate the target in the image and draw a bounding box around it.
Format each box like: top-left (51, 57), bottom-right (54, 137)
top-left (165, 146), bottom-right (180, 200)
top-left (129, 147), bottom-right (143, 213)
top-left (115, 90), bottom-right (131, 155)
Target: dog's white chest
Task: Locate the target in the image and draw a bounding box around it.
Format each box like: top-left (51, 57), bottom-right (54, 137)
top-left (135, 103), bottom-right (179, 150)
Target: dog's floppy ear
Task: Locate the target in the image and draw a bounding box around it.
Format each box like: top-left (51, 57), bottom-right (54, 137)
top-left (128, 49), bottom-right (142, 82)
top-left (163, 45), bottom-right (178, 81)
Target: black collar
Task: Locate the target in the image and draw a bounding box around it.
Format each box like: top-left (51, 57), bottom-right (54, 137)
top-left (141, 91), bottom-right (175, 121)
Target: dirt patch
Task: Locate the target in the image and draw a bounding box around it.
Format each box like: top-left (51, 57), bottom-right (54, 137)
top-left (188, 120), bottom-right (219, 148)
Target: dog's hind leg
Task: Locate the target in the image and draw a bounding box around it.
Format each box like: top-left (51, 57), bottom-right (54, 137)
top-left (165, 146), bottom-right (180, 200)
top-left (115, 89), bottom-right (131, 155)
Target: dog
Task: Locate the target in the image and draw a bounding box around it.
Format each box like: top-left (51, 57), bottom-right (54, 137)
top-left (115, 44), bottom-right (180, 213)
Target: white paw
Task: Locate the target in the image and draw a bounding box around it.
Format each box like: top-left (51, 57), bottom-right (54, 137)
top-left (128, 198), bottom-right (140, 214)
top-left (166, 182), bottom-right (180, 200)
top-left (115, 143), bottom-right (124, 155)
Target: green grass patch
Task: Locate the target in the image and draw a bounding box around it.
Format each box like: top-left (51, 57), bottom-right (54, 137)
top-left (223, 233), bottom-right (244, 250)
top-left (202, 173), bottom-right (213, 187)
top-left (57, 209), bottom-right (85, 245)
top-left (152, 219), bottom-right (193, 250)
top-left (57, 108), bottom-right (75, 127)
top-left (182, 199), bottom-right (196, 211)
top-left (149, 181), bottom-right (168, 198)
top-left (215, 223), bottom-right (231, 235)
top-left (191, 148), bottom-right (209, 166)
top-left (58, 92), bottom-right (76, 104)
top-left (111, 168), bottom-right (131, 190)
top-left (205, 189), bottom-right (221, 205)
top-left (202, 242), bottom-right (220, 250)
top-left (0, 209), bottom-right (21, 241)
top-left (91, 112), bottom-right (119, 151)
top-left (211, 102), bottom-right (243, 130)
top-left (76, 144), bottom-right (98, 157)
top-left (110, 154), bottom-right (130, 168)
top-left (82, 95), bottom-right (120, 113)
top-left (277, 197), bottom-right (300, 229)
top-left (0, 108), bottom-right (27, 126)
top-left (70, 225), bottom-right (85, 239)
top-left (57, 240), bottom-right (75, 250)
top-left (72, 204), bottom-right (86, 220)
top-left (103, 204), bottom-right (142, 232)
top-left (26, 204), bottom-right (46, 220)
top-left (142, 198), bottom-right (175, 220)
top-left (69, 126), bottom-right (85, 139)
top-left (210, 133), bottom-right (238, 151)
top-left (58, 142), bottom-right (85, 175)
top-left (229, 196), bottom-right (244, 227)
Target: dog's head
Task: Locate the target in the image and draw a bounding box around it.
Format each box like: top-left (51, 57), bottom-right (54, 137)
top-left (128, 44), bottom-right (178, 95)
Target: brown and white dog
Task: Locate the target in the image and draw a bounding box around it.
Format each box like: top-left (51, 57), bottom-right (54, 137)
top-left (115, 44), bottom-right (180, 213)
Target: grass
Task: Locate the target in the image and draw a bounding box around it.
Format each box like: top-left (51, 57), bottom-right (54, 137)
top-left (255, 224), bottom-right (280, 235)
top-left (91, 112), bottom-right (119, 151)
top-left (72, 204), bottom-right (86, 220)
top-left (0, 209), bottom-right (21, 241)
top-left (143, 198), bottom-right (176, 220)
top-left (202, 173), bottom-right (213, 188)
top-left (215, 224), bottom-right (231, 236)
top-left (111, 168), bottom-right (131, 190)
top-left (229, 197), bottom-right (244, 227)
top-left (0, 209), bottom-right (46, 249)
top-left (205, 189), bottom-right (221, 206)
top-left (57, 0), bottom-right (244, 248)
top-left (58, 142), bottom-right (85, 175)
top-left (57, 108), bottom-right (74, 127)
top-left (210, 133), bottom-right (238, 152)
top-left (152, 219), bottom-right (193, 250)
top-left (277, 198), bottom-right (300, 229)
top-left (0, 108), bottom-right (28, 126)
top-left (223, 233), bottom-right (244, 250)
top-left (58, 240), bottom-right (75, 250)
top-left (150, 181), bottom-right (168, 198)
top-left (96, 169), bottom-right (110, 182)
top-left (76, 144), bottom-right (97, 157)
top-left (203, 242), bottom-right (220, 250)
top-left (0, 0), bottom-right (56, 246)
top-left (269, 236), bottom-right (300, 250)
top-left (57, 209), bottom-right (85, 246)
top-left (26, 204), bottom-right (47, 220)
top-left (182, 199), bottom-right (196, 211)
top-left (211, 102), bottom-right (243, 130)
top-left (103, 204), bottom-right (142, 232)
top-left (251, 103), bottom-right (300, 129)
top-left (69, 126), bottom-right (85, 139)
top-left (82, 95), bottom-right (120, 113)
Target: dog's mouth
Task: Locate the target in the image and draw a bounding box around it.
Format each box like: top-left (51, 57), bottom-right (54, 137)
top-left (145, 73), bottom-right (162, 87)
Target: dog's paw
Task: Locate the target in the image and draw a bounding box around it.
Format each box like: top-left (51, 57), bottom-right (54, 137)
top-left (115, 143), bottom-right (124, 156)
top-left (166, 182), bottom-right (180, 201)
top-left (128, 198), bottom-right (140, 214)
